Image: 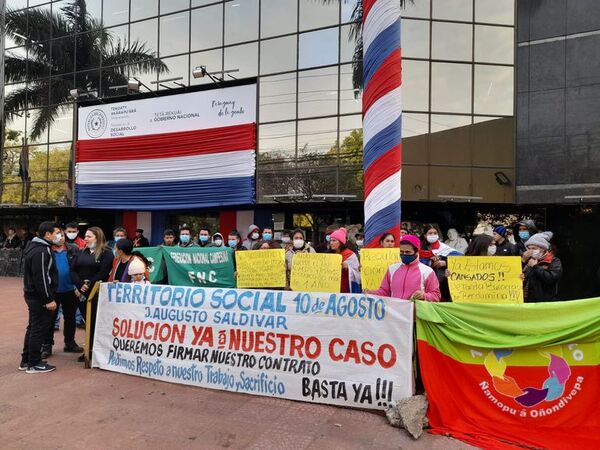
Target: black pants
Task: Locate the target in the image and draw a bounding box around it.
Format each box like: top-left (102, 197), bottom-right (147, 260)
top-left (22, 300), bottom-right (54, 366)
top-left (46, 291), bottom-right (78, 347)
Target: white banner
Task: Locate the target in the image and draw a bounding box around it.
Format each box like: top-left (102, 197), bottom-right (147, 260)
top-left (92, 284), bottom-right (414, 410)
top-left (78, 84), bottom-right (256, 140)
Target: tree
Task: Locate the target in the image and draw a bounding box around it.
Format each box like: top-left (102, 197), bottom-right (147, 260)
top-left (3, 0), bottom-right (168, 141)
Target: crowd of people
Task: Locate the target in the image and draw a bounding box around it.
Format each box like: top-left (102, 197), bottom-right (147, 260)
top-left (16, 217), bottom-right (562, 373)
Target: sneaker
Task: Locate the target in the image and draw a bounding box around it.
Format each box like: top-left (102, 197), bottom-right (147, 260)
top-left (64, 343), bottom-right (84, 353)
top-left (26, 362), bottom-right (56, 374)
top-left (18, 362), bottom-right (28, 371)
top-left (41, 345), bottom-right (53, 359)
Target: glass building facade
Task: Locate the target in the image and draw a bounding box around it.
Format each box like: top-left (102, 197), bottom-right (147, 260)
top-left (1, 0), bottom-right (515, 208)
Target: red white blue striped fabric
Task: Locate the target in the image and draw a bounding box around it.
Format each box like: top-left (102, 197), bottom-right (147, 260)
top-left (362, 0), bottom-right (402, 248)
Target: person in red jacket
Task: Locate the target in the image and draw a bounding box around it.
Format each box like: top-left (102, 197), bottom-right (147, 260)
top-left (65, 222), bottom-right (86, 249)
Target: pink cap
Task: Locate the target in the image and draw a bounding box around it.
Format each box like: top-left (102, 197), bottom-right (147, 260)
top-left (329, 227), bottom-right (347, 244)
top-left (400, 234), bottom-right (421, 252)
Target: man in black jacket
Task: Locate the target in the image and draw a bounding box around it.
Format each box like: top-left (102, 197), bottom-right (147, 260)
top-left (522, 231), bottom-right (562, 302)
top-left (20, 222), bottom-right (61, 373)
top-left (493, 226), bottom-right (518, 256)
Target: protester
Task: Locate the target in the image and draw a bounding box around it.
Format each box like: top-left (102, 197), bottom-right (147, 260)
top-left (400, 228), bottom-right (408, 238)
top-left (129, 258), bottom-right (150, 284)
top-left (354, 233), bottom-right (364, 251)
top-left (329, 228), bottom-right (361, 293)
top-left (514, 219), bottom-right (537, 255)
top-left (109, 239), bottom-right (150, 282)
top-left (464, 234), bottom-right (496, 256)
top-left (70, 227), bottom-right (113, 361)
top-left (285, 229), bottom-right (316, 287)
top-left (371, 235), bottom-right (441, 301)
top-left (281, 230), bottom-right (292, 251)
top-left (243, 225), bottom-right (261, 249)
top-left (42, 231), bottom-right (83, 359)
top-left (445, 228), bottom-right (468, 254)
top-left (522, 232), bottom-right (562, 302)
top-left (379, 233), bottom-right (396, 248)
top-left (20, 226), bottom-right (35, 248)
top-left (420, 224), bottom-right (462, 300)
top-left (161, 229), bottom-right (176, 246)
top-left (254, 240), bottom-right (281, 250)
top-left (211, 232), bottom-right (224, 247)
top-left (3, 227), bottom-right (21, 249)
top-left (198, 227), bottom-right (212, 247)
top-left (316, 226), bottom-right (337, 253)
top-left (64, 222), bottom-right (86, 249)
top-left (228, 230), bottom-right (247, 253)
top-left (133, 228), bottom-right (149, 248)
top-left (107, 227), bottom-right (128, 250)
top-left (20, 222), bottom-right (60, 373)
top-left (178, 226), bottom-right (198, 247)
top-left (492, 226), bottom-right (518, 256)
top-left (262, 227), bottom-right (274, 242)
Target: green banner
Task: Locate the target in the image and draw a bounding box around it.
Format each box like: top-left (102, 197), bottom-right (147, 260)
top-left (162, 246), bottom-right (235, 287)
top-left (135, 247), bottom-right (165, 283)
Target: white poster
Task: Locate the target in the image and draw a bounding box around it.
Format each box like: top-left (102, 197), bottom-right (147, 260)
top-left (78, 84), bottom-right (256, 140)
top-left (92, 284), bottom-right (414, 410)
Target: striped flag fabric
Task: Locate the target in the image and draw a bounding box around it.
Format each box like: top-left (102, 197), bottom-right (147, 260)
top-left (75, 84), bottom-right (256, 210)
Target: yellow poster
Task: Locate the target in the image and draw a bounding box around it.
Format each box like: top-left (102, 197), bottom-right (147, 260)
top-left (448, 256), bottom-right (524, 304)
top-left (360, 248), bottom-right (401, 290)
top-left (236, 249), bottom-right (286, 288)
top-left (290, 253), bottom-right (342, 293)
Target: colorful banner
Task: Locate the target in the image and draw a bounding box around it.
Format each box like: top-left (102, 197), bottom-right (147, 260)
top-left (162, 247), bottom-right (235, 288)
top-left (135, 247), bottom-right (165, 283)
top-left (290, 253), bottom-right (342, 293)
top-left (360, 248), bottom-right (401, 291)
top-left (92, 284), bottom-right (414, 410)
top-left (448, 256), bottom-right (524, 304)
top-left (235, 249), bottom-right (286, 288)
top-left (416, 299), bottom-right (600, 449)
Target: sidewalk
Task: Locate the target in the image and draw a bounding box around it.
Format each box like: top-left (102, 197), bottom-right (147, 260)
top-left (0, 277), bottom-right (473, 449)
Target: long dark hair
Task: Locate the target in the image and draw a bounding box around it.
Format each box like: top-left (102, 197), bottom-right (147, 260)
top-left (465, 234), bottom-right (494, 256)
top-left (420, 224), bottom-right (442, 250)
top-left (116, 238), bottom-right (151, 267)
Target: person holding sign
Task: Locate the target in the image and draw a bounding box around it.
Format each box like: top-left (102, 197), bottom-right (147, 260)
top-left (108, 239), bottom-right (150, 283)
top-left (329, 228), bottom-right (361, 293)
top-left (522, 232), bottom-right (562, 302)
top-left (285, 229), bottom-right (315, 287)
top-left (464, 234), bottom-right (496, 256)
top-left (379, 233), bottom-right (396, 248)
top-left (372, 235), bottom-right (440, 301)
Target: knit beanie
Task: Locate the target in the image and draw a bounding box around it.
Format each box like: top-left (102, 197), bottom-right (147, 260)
top-left (128, 257), bottom-right (146, 275)
top-left (329, 228), bottom-right (347, 244)
top-left (493, 226), bottom-right (508, 238)
top-left (400, 235), bottom-right (421, 252)
top-left (524, 232), bottom-right (554, 250)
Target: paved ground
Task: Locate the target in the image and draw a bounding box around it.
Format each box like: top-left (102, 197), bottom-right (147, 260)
top-left (0, 277), bottom-right (474, 449)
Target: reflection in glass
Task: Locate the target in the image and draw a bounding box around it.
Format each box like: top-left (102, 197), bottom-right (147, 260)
top-left (298, 66), bottom-right (338, 118)
top-left (261, 0), bottom-right (297, 38)
top-left (341, 0), bottom-right (360, 23)
top-left (258, 122), bottom-right (296, 159)
top-left (430, 114), bottom-right (472, 165)
top-left (224, 42), bottom-right (258, 78)
top-left (432, 22), bottom-right (472, 62)
top-left (47, 182), bottom-right (71, 206)
top-left (49, 106), bottom-right (73, 143)
top-left (431, 62), bottom-right (472, 114)
top-left (27, 144), bottom-right (49, 181)
top-left (341, 25), bottom-right (358, 64)
top-left (402, 60), bottom-right (429, 111)
top-left (474, 25), bottom-right (514, 64)
top-left (299, 0), bottom-right (339, 32)
top-left (402, 113), bottom-right (429, 165)
top-left (85, 0), bottom-right (102, 23)
top-left (103, 1), bottom-right (129, 27)
top-left (338, 114), bottom-right (363, 165)
top-left (159, 55), bottom-right (189, 88)
top-left (6, 0), bottom-right (27, 10)
top-left (402, 19), bottom-right (430, 59)
top-left (475, 0), bottom-right (515, 25)
top-left (225, 0), bottom-right (259, 45)
top-left (260, 36), bottom-right (297, 75)
top-left (191, 5), bottom-right (223, 51)
top-left (299, 28), bottom-right (339, 70)
top-left (161, 0), bottom-right (190, 15)
top-left (403, 0), bottom-right (430, 19)
top-left (193, 0), bottom-right (223, 6)
top-left (403, 113), bottom-right (429, 137)
top-left (474, 65), bottom-right (513, 115)
top-left (433, 0), bottom-right (472, 21)
top-left (159, 12), bottom-right (190, 57)
top-left (297, 118), bottom-right (338, 167)
top-left (130, 19), bottom-right (158, 56)
top-left (48, 143), bottom-right (71, 180)
top-left (260, 74), bottom-right (296, 122)
top-left (190, 49), bottom-right (223, 85)
top-left (131, 0), bottom-right (158, 21)
top-left (339, 65), bottom-right (361, 115)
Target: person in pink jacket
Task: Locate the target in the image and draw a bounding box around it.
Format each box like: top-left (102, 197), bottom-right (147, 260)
top-left (372, 235), bottom-right (441, 301)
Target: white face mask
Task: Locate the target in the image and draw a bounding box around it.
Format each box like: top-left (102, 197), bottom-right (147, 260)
top-left (281, 237), bottom-right (291, 244)
top-left (531, 250), bottom-right (544, 259)
top-left (426, 234), bottom-right (439, 244)
top-left (251, 232), bottom-right (259, 240)
top-left (356, 240), bottom-right (364, 247)
top-left (213, 239), bottom-right (223, 247)
top-left (66, 232), bottom-right (78, 240)
top-left (52, 234), bottom-right (63, 245)
top-left (293, 239), bottom-right (304, 249)
top-left (488, 245), bottom-right (497, 256)
top-left (87, 242), bottom-right (96, 249)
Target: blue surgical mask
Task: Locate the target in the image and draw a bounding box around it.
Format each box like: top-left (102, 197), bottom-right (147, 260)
top-left (263, 233), bottom-right (272, 241)
top-left (228, 239), bottom-right (238, 248)
top-left (199, 235), bottom-right (209, 242)
top-left (401, 254), bottom-right (417, 265)
top-left (519, 231), bottom-right (530, 240)
top-left (180, 234), bottom-right (190, 243)
top-left (325, 235), bottom-right (331, 242)
top-left (114, 236), bottom-right (123, 243)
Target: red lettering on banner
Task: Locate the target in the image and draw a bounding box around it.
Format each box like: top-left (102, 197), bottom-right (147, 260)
top-left (112, 318), bottom-right (186, 344)
top-left (191, 326), bottom-right (214, 346)
top-left (328, 338), bottom-right (397, 369)
top-left (227, 329), bottom-right (321, 359)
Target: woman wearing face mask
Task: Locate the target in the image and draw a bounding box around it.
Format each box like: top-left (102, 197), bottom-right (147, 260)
top-left (464, 234), bottom-right (496, 256)
top-left (285, 229), bottom-right (315, 288)
top-left (108, 239), bottom-right (150, 282)
top-left (69, 227), bottom-right (113, 362)
top-left (379, 233), bottom-right (396, 249)
top-left (522, 232), bottom-right (562, 302)
top-left (329, 228), bottom-right (361, 293)
top-left (211, 232), bottom-right (224, 247)
top-left (372, 235), bottom-right (440, 301)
